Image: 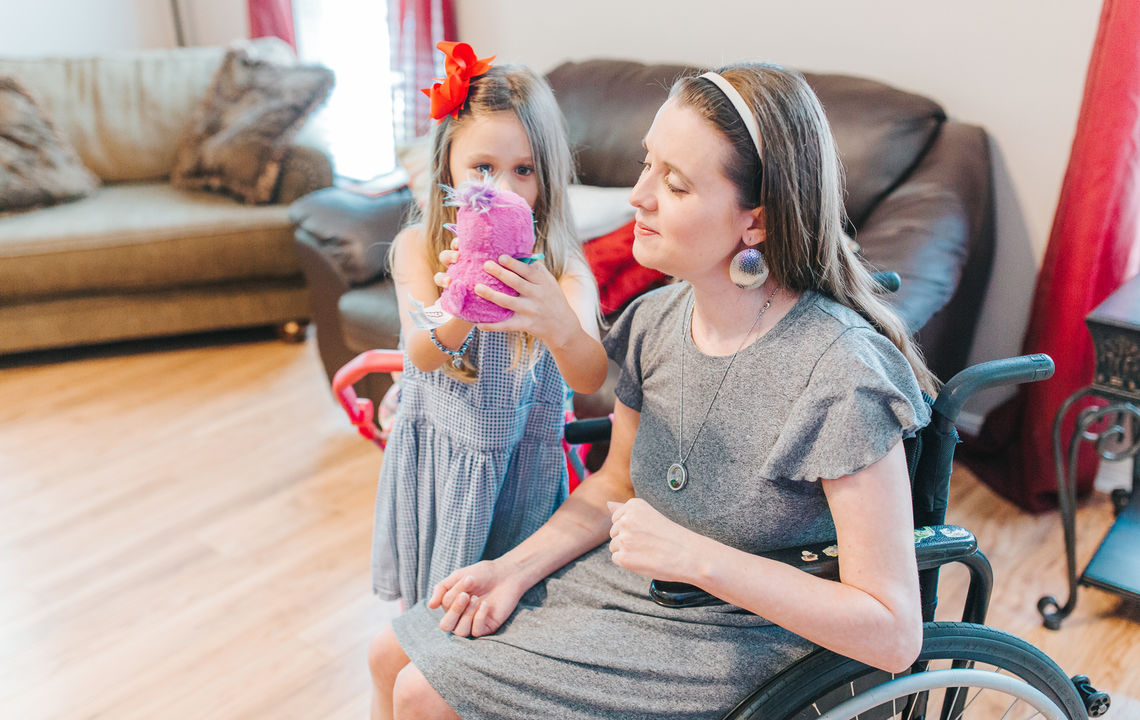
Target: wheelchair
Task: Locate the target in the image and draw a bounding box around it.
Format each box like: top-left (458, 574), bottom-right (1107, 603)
top-left (333, 340), bottom-right (1110, 720)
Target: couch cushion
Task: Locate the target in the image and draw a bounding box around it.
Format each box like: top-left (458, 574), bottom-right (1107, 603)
top-left (0, 76), bottom-right (99, 211)
top-left (0, 183), bottom-right (298, 301)
top-left (172, 46), bottom-right (334, 205)
top-left (806, 73), bottom-right (946, 226)
top-left (0, 39), bottom-right (297, 184)
top-left (545, 60), bottom-right (946, 227)
top-left (582, 220), bottom-right (668, 316)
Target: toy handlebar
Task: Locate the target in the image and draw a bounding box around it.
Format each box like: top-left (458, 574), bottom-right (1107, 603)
top-left (331, 350), bottom-right (403, 448)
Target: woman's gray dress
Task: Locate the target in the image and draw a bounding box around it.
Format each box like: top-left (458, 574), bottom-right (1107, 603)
top-left (392, 284), bottom-right (930, 719)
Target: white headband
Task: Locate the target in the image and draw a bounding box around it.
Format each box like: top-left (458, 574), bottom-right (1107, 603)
top-left (699, 71), bottom-right (763, 161)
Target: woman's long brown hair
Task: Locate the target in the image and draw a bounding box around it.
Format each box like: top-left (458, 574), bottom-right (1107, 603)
top-left (673, 64), bottom-right (939, 393)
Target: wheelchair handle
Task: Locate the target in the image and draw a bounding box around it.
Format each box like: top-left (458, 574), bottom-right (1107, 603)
top-left (331, 349), bottom-right (403, 447)
top-left (933, 353), bottom-right (1054, 427)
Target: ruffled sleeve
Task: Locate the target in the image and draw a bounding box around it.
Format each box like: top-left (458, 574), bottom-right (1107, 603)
top-left (601, 295), bottom-right (648, 412)
top-left (760, 326), bottom-right (931, 482)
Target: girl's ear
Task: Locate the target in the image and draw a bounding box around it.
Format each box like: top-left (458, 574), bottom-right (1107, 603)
top-left (742, 206), bottom-right (766, 247)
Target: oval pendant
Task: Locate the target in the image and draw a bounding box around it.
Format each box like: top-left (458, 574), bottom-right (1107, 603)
top-left (451, 356), bottom-right (464, 369)
top-left (666, 462), bottom-right (688, 491)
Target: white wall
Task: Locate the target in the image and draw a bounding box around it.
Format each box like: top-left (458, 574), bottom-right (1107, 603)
top-left (176, 0), bottom-right (249, 47)
top-left (0, 0), bottom-right (248, 55)
top-left (457, 0), bottom-right (1102, 419)
top-left (0, 0), bottom-right (179, 54)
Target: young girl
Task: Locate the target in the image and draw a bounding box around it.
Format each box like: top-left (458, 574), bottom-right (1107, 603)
top-left (373, 43), bottom-right (607, 607)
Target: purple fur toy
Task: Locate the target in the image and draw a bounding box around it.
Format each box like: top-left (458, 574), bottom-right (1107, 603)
top-left (439, 178), bottom-right (537, 323)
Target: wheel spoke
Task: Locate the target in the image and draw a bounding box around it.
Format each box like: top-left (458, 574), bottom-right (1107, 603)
top-left (953, 684), bottom-right (988, 720)
top-left (902, 673), bottom-right (920, 720)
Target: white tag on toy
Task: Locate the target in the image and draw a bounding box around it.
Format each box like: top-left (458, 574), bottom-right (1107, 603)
top-left (408, 296), bottom-right (455, 330)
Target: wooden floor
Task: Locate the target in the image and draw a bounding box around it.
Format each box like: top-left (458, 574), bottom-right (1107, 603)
top-left (1, 334), bottom-right (1137, 719)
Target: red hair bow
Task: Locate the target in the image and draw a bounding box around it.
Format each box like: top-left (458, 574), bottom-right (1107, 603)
top-left (421, 42), bottom-right (495, 122)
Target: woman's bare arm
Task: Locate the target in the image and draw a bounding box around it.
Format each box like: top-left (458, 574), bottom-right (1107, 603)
top-left (608, 441), bottom-right (923, 672)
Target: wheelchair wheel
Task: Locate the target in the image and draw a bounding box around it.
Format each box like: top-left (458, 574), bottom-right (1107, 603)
top-left (726, 622), bottom-right (1087, 720)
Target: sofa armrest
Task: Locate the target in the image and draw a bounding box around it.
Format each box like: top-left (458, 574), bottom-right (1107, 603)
top-left (291, 186), bottom-right (413, 389)
top-left (289, 186), bottom-right (415, 285)
top-left (276, 145), bottom-right (336, 204)
top-left (854, 121), bottom-right (994, 381)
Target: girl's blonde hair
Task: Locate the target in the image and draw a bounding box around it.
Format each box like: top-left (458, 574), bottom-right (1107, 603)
top-left (412, 64), bottom-right (583, 382)
top-left (672, 63), bottom-right (939, 394)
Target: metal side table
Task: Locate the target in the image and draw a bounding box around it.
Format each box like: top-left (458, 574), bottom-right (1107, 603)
top-left (1038, 272), bottom-right (1140, 629)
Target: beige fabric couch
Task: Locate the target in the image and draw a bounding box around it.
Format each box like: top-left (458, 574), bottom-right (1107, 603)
top-left (0, 41), bottom-right (333, 355)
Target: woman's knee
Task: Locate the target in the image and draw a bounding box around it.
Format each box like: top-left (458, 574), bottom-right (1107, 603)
top-left (368, 625), bottom-right (410, 688)
top-left (393, 664), bottom-right (458, 719)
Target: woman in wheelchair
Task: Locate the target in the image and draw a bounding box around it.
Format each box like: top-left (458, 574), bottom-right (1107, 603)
top-left (368, 62), bottom-right (940, 720)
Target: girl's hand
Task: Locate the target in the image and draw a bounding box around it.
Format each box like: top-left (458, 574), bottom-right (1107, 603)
top-left (427, 559), bottom-right (528, 638)
top-left (607, 498), bottom-right (705, 582)
top-left (474, 254), bottom-right (580, 347)
top-left (434, 236), bottom-right (461, 290)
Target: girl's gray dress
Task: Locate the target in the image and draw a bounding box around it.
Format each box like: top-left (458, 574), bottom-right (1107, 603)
top-left (392, 284), bottom-right (930, 719)
top-left (372, 329), bottom-right (570, 605)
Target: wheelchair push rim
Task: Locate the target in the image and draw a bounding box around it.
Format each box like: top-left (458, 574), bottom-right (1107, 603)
top-left (814, 668), bottom-right (1065, 720)
top-left (725, 622), bottom-right (1087, 720)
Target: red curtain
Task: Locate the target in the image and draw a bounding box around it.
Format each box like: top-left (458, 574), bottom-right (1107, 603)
top-left (248, 0), bottom-right (297, 51)
top-left (389, 0), bottom-right (456, 144)
top-left (960, 0), bottom-right (1140, 511)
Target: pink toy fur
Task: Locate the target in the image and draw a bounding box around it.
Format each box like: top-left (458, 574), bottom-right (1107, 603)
top-left (439, 178), bottom-right (537, 323)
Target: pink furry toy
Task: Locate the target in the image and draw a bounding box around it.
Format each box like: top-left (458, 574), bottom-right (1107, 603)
top-left (408, 176), bottom-right (540, 329)
top-left (438, 177), bottom-right (538, 323)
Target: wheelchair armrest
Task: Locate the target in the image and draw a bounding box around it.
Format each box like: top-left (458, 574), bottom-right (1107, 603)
top-left (564, 417), bottom-right (613, 444)
top-left (912, 524), bottom-right (978, 571)
top-left (649, 524), bottom-right (981, 608)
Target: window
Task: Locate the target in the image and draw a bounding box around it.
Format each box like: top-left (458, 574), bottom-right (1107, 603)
top-left (293, 1), bottom-right (395, 181)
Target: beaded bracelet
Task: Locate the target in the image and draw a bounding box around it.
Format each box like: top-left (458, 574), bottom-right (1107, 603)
top-left (430, 326), bottom-right (476, 369)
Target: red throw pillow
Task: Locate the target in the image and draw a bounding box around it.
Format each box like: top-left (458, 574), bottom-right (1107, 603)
top-left (583, 220), bottom-right (669, 315)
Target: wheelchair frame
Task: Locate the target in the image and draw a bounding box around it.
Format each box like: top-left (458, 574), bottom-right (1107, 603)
top-left (332, 341), bottom-right (1108, 718)
top-left (568, 353), bottom-right (1109, 720)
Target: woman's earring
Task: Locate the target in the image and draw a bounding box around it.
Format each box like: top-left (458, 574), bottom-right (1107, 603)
top-left (729, 247), bottom-right (768, 289)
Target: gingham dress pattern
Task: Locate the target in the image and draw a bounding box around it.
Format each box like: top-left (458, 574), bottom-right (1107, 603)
top-left (371, 329), bottom-right (570, 605)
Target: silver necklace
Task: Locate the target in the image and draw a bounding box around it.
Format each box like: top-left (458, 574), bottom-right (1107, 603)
top-left (667, 284), bottom-right (780, 491)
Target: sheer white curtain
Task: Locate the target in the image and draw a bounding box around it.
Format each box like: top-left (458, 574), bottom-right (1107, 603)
top-left (293, 0), bottom-right (395, 181)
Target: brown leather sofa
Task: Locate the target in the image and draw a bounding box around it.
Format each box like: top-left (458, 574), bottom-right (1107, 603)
top-left (292, 59), bottom-right (994, 415)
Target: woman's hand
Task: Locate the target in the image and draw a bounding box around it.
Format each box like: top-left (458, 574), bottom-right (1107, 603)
top-left (606, 498), bottom-right (706, 583)
top-left (427, 558), bottom-right (528, 638)
top-left (473, 254), bottom-right (581, 349)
